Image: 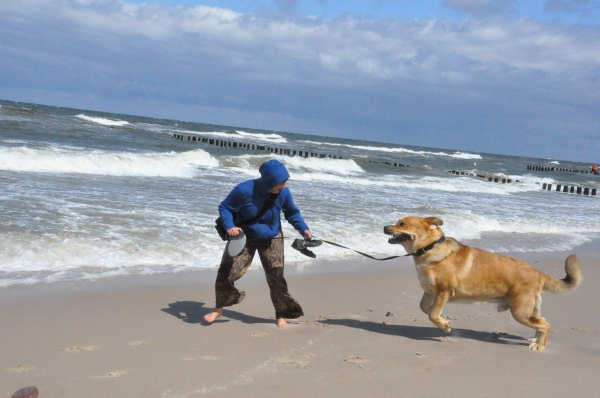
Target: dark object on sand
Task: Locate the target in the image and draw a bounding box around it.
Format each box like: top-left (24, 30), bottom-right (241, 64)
top-left (385, 312), bottom-right (395, 317)
top-left (11, 386), bottom-right (39, 398)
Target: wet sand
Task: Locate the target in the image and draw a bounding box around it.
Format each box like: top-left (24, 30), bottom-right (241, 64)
top-left (1, 242), bottom-right (599, 397)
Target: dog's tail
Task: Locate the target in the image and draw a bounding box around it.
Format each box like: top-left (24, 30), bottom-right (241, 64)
top-left (543, 254), bottom-right (582, 294)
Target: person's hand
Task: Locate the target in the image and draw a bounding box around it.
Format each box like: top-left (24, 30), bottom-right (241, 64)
top-left (303, 230), bottom-right (312, 239)
top-left (227, 227), bottom-right (243, 237)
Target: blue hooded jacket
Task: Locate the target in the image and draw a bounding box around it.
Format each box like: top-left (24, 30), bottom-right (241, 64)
top-left (218, 159), bottom-right (309, 240)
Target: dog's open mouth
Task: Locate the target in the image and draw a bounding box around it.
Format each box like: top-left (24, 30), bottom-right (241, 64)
top-left (388, 233), bottom-right (412, 244)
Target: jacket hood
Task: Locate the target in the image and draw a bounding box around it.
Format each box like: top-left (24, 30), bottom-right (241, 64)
top-left (258, 159), bottom-right (290, 192)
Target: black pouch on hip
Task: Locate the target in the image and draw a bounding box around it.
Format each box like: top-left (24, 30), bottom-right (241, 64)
top-left (215, 217), bottom-right (228, 241)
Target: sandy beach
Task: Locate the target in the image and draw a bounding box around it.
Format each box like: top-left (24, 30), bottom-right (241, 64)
top-left (1, 241), bottom-right (599, 397)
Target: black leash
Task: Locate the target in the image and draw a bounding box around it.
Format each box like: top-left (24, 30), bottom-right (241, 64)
top-left (306, 235), bottom-right (446, 261)
top-left (317, 239), bottom-right (403, 261)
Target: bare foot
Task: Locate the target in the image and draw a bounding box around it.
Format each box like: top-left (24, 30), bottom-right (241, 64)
top-left (204, 308), bottom-right (223, 323)
top-left (277, 318), bottom-right (288, 328)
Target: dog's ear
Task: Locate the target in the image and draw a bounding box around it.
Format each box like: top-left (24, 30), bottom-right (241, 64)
top-left (425, 217), bottom-right (443, 227)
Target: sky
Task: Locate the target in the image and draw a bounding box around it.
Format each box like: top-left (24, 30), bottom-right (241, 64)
top-left (1, 0), bottom-right (599, 162)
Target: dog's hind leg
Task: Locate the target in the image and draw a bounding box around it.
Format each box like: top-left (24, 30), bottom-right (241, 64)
top-left (526, 295), bottom-right (543, 343)
top-left (509, 294), bottom-right (549, 351)
top-left (428, 291), bottom-right (452, 333)
top-left (419, 292), bottom-right (434, 315)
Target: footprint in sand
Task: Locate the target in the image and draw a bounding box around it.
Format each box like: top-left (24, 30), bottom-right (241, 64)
top-left (62, 343), bottom-right (100, 353)
top-left (282, 360), bottom-right (312, 369)
top-left (129, 340), bottom-right (150, 346)
top-left (90, 370), bottom-right (128, 379)
top-left (278, 355), bottom-right (314, 369)
top-left (344, 355), bottom-right (369, 370)
top-left (6, 364), bottom-right (35, 372)
top-left (107, 371), bottom-right (127, 377)
top-left (248, 332), bottom-right (268, 337)
top-left (572, 327), bottom-right (590, 332)
top-left (91, 371), bottom-right (127, 378)
top-left (438, 336), bottom-right (458, 343)
top-left (301, 318), bottom-right (331, 328)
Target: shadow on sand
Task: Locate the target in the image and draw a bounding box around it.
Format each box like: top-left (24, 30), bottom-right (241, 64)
top-left (319, 318), bottom-right (530, 346)
top-left (161, 301), bottom-right (273, 325)
top-left (161, 302), bottom-right (529, 346)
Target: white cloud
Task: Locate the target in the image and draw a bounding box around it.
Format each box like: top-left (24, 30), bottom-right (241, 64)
top-left (4, 0), bottom-right (598, 77)
top-left (0, 0), bottom-right (599, 161)
top-left (318, 52), bottom-right (341, 70)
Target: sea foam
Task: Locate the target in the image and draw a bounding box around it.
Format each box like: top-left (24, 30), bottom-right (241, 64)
top-left (0, 147), bottom-right (218, 177)
top-left (235, 130), bottom-right (287, 143)
top-left (75, 114), bottom-right (129, 127)
top-left (283, 156), bottom-right (364, 175)
top-left (171, 129), bottom-right (287, 143)
top-left (301, 140), bottom-right (482, 159)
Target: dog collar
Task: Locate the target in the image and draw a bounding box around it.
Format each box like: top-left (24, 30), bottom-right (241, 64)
top-left (410, 235), bottom-right (446, 257)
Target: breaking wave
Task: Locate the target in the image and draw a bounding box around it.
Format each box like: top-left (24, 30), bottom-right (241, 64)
top-left (0, 147), bottom-right (218, 177)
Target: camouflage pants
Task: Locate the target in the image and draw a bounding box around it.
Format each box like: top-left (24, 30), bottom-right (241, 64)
top-left (214, 234), bottom-right (304, 319)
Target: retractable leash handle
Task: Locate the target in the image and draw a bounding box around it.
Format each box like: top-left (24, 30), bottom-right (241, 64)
top-left (225, 231), bottom-right (247, 258)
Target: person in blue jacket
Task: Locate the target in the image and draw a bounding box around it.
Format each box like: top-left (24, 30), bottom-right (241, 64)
top-left (204, 159), bottom-right (311, 328)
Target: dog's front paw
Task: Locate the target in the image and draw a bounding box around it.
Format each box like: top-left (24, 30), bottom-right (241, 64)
top-left (439, 320), bottom-right (452, 333)
top-left (528, 342), bottom-right (546, 351)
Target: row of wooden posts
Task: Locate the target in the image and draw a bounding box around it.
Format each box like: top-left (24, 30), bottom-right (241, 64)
top-left (368, 160), bottom-right (410, 167)
top-left (444, 169), bottom-right (598, 196)
top-left (173, 134), bottom-right (343, 159)
top-left (542, 183), bottom-right (597, 196)
top-left (444, 169), bottom-right (520, 184)
top-left (173, 133), bottom-right (597, 196)
top-left (528, 165), bottom-right (599, 176)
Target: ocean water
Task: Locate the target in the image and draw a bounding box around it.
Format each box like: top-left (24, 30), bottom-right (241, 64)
top-left (1, 99), bottom-right (598, 286)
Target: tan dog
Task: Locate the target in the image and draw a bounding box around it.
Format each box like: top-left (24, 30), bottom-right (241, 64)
top-left (384, 216), bottom-right (582, 351)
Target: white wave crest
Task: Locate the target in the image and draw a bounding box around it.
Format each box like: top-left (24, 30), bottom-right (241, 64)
top-left (0, 147), bottom-right (218, 177)
top-left (516, 174), bottom-right (556, 185)
top-left (352, 145), bottom-right (482, 159)
top-left (75, 114), bottom-right (129, 127)
top-left (175, 130), bottom-right (235, 139)
top-left (282, 156), bottom-right (363, 175)
top-left (235, 130), bottom-right (287, 143)
top-left (214, 154), bottom-right (364, 177)
top-left (288, 172), bottom-right (535, 194)
top-left (169, 129), bottom-right (287, 143)
top-left (430, 209), bottom-right (600, 240)
top-left (301, 140), bottom-right (481, 159)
